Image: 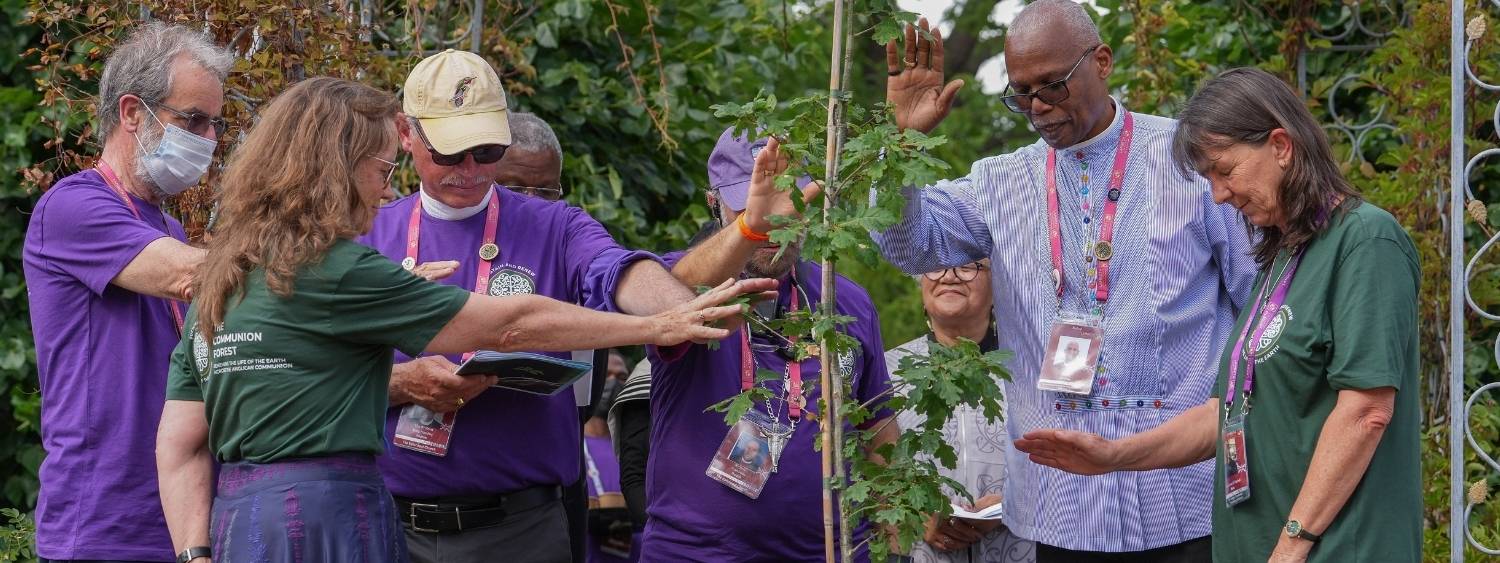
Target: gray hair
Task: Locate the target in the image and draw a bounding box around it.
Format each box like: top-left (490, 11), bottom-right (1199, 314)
top-left (508, 112), bottom-right (563, 165)
top-left (1009, 0), bottom-right (1102, 52)
top-left (1172, 67), bottom-right (1360, 269)
top-left (97, 22), bottom-right (234, 140)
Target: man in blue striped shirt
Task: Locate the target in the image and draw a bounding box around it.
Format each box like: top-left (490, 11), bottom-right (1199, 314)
top-left (873, 1), bottom-right (1255, 561)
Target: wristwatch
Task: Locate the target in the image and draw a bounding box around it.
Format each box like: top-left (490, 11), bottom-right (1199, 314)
top-left (176, 546), bottom-right (211, 563)
top-left (1284, 520), bottom-right (1321, 542)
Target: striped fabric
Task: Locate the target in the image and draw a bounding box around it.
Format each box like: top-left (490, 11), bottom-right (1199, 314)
top-left (873, 101), bottom-right (1257, 552)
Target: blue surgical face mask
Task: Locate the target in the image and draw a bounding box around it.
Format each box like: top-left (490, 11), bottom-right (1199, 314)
top-left (133, 105), bottom-right (216, 196)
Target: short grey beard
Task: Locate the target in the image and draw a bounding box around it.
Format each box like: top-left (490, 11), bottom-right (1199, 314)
top-left (744, 245), bottom-right (800, 280)
top-left (131, 119), bottom-right (171, 200)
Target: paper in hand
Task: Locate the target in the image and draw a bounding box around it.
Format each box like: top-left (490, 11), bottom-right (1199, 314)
top-left (949, 502), bottom-right (1004, 521)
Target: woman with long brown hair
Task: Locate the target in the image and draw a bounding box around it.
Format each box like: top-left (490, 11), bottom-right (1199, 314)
top-left (1014, 67), bottom-right (1421, 563)
top-left (155, 77), bottom-right (766, 562)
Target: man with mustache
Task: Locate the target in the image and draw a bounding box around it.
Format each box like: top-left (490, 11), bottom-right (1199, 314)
top-left (357, 49), bottom-right (707, 563)
top-left (639, 128), bottom-right (898, 560)
top-left (872, 1), bottom-right (1256, 561)
top-left (22, 22), bottom-right (233, 563)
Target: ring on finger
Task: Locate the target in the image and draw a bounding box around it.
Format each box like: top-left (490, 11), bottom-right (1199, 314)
top-left (455, 397), bottom-right (465, 408)
top-left (903, 57), bottom-right (916, 68)
top-left (695, 312), bottom-right (706, 323)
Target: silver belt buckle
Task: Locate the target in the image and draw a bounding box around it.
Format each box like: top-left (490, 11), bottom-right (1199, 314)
top-left (408, 502), bottom-right (445, 534)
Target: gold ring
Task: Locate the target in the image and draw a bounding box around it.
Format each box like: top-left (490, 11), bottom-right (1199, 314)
top-left (455, 397), bottom-right (465, 408)
top-left (904, 57), bottom-right (917, 68)
top-left (696, 312), bottom-right (706, 323)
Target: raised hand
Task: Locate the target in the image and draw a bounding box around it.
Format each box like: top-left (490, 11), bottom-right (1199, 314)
top-left (885, 17), bottom-right (965, 134)
top-left (1013, 428), bottom-right (1122, 476)
top-left (741, 137), bottom-right (822, 235)
top-left (651, 277), bottom-right (780, 345)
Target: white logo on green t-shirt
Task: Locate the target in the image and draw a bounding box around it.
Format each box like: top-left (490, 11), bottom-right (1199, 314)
top-left (1254, 305), bottom-right (1294, 364)
top-left (191, 328), bottom-right (211, 379)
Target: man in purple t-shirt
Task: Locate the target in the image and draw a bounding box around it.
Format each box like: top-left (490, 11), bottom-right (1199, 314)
top-left (640, 129), bottom-right (899, 561)
top-left (22, 23), bottom-right (233, 563)
top-left (357, 49), bottom-right (702, 563)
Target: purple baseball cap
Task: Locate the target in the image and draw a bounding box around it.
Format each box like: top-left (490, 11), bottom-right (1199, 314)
top-left (707, 127), bottom-right (812, 211)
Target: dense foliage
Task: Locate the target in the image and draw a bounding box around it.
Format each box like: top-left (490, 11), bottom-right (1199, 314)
top-left (1, 1), bottom-right (1496, 561)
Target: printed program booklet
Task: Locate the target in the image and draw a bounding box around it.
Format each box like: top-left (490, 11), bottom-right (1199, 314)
top-left (456, 351), bottom-right (592, 396)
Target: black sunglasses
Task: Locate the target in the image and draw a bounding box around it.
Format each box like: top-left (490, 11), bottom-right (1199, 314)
top-left (146, 98), bottom-right (228, 137)
top-left (1000, 45), bottom-right (1101, 114)
top-left (411, 120), bottom-right (508, 166)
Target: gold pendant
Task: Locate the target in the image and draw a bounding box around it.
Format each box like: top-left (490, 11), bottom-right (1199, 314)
top-left (1093, 240), bottom-right (1114, 262)
top-left (478, 243), bottom-right (499, 261)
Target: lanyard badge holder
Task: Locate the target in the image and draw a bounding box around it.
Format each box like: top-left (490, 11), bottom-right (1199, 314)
top-left (393, 190), bottom-right (501, 457)
top-left (1036, 113), bottom-right (1133, 396)
top-left (1222, 251), bottom-right (1302, 508)
top-left (1038, 314), bottom-right (1104, 395)
top-left (707, 279), bottom-right (805, 498)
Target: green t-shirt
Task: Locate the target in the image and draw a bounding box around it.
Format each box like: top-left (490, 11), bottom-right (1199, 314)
top-left (166, 240), bottom-right (470, 463)
top-left (1211, 201), bottom-right (1422, 563)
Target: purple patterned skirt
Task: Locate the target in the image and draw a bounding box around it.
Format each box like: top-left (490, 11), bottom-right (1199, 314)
top-left (211, 454), bottom-right (408, 563)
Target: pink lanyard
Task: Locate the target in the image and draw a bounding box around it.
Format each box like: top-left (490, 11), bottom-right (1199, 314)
top-left (1224, 251), bottom-right (1302, 412)
top-left (1045, 112), bottom-right (1135, 303)
top-left (404, 189), bottom-right (501, 295)
top-left (405, 189), bottom-right (501, 363)
top-left (96, 161), bottom-right (185, 334)
top-left (740, 280), bottom-right (803, 419)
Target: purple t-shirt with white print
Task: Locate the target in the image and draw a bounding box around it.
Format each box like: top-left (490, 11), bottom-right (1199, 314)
top-left (23, 169), bottom-right (187, 561)
top-left (640, 255), bottom-right (892, 562)
top-left (358, 186), bottom-right (657, 498)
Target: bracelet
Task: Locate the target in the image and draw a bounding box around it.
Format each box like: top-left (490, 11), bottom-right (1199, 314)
top-left (736, 214), bottom-right (770, 242)
top-left (177, 546), bottom-right (211, 563)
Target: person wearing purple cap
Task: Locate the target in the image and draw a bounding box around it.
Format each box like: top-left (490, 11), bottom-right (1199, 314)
top-left (22, 22), bottom-right (233, 563)
top-left (356, 50), bottom-right (711, 563)
top-left (637, 128), bottom-right (899, 561)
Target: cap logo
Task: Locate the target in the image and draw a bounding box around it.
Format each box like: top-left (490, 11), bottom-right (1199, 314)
top-left (451, 76), bottom-right (476, 108)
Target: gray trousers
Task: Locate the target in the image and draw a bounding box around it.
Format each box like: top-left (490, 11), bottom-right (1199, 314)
top-left (404, 499), bottom-right (572, 563)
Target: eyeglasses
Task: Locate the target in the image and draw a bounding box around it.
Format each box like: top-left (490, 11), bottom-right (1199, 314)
top-left (923, 262), bottom-right (990, 282)
top-left (149, 99), bottom-right (228, 137)
top-left (369, 155), bottom-right (399, 187)
top-left (506, 185), bottom-right (564, 201)
top-left (1000, 45), bottom-right (1100, 114)
top-left (411, 120), bottom-right (508, 166)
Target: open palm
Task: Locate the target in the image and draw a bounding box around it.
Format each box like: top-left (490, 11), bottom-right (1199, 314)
top-left (1013, 428), bottom-right (1121, 476)
top-left (885, 17), bottom-right (965, 134)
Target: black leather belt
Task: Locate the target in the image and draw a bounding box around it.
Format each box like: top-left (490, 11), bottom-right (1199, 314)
top-left (395, 485), bottom-right (561, 534)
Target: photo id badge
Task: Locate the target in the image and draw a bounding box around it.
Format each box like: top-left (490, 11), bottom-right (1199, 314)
top-left (1222, 414), bottom-right (1251, 507)
top-left (1037, 315), bottom-right (1104, 395)
top-left (393, 404), bottom-right (457, 457)
top-left (705, 411), bottom-right (775, 499)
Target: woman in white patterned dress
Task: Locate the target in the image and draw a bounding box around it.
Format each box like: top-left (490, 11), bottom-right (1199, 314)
top-left (886, 259), bottom-right (1035, 563)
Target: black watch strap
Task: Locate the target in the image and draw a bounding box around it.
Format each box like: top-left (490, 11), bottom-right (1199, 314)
top-left (1285, 520), bottom-right (1321, 542)
top-left (176, 546), bottom-right (211, 563)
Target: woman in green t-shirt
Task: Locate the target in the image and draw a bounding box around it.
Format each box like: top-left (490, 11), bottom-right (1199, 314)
top-left (1013, 67), bottom-right (1421, 563)
top-left (155, 77), bottom-right (771, 563)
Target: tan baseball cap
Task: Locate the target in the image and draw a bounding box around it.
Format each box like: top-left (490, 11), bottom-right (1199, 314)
top-left (402, 49), bottom-right (511, 154)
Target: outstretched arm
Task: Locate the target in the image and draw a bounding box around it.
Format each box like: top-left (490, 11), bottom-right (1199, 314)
top-left (1014, 398), bottom-right (1220, 474)
top-left (425, 277), bottom-right (776, 354)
